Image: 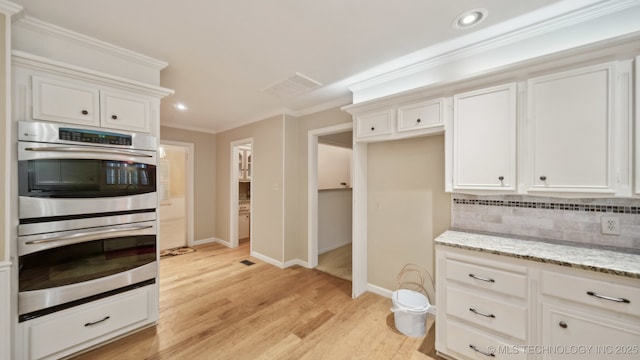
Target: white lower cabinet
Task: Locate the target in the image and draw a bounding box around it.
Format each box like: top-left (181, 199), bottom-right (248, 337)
top-left (436, 245), bottom-right (640, 360)
top-left (19, 285), bottom-right (157, 360)
top-left (541, 303), bottom-right (640, 360)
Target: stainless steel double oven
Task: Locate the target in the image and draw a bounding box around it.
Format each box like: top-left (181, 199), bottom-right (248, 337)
top-left (17, 121), bottom-right (158, 321)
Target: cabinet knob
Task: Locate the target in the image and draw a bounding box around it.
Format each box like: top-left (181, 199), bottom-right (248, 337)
top-left (498, 176), bottom-right (504, 181)
top-left (111, 115), bottom-right (118, 120)
top-left (540, 175), bottom-right (547, 181)
top-left (416, 118), bottom-right (421, 123)
top-left (559, 321), bottom-right (568, 329)
top-left (81, 110), bottom-right (89, 115)
top-left (370, 126), bottom-right (375, 131)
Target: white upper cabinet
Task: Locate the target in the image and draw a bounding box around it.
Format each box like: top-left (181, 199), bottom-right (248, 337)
top-left (100, 90), bottom-right (151, 133)
top-left (32, 76), bottom-right (100, 127)
top-left (527, 63), bottom-right (616, 194)
top-left (453, 83), bottom-right (517, 191)
top-left (350, 98), bottom-right (445, 142)
top-left (355, 109), bottom-right (393, 139)
top-left (397, 98), bottom-right (442, 133)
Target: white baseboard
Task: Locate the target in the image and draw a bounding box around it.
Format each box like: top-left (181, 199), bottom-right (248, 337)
top-left (193, 237), bottom-right (222, 246)
top-left (283, 259), bottom-right (310, 268)
top-left (367, 283), bottom-right (393, 299)
top-left (250, 251), bottom-right (284, 268)
top-left (318, 240), bottom-right (352, 255)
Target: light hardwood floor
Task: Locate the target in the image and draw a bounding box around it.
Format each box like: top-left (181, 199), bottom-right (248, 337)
top-left (72, 242), bottom-right (439, 360)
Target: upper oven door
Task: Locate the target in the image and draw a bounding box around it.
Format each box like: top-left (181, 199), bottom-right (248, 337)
top-left (18, 142), bottom-right (157, 220)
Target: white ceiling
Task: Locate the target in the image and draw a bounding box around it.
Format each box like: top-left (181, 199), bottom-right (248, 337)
top-left (12, 0), bottom-right (603, 133)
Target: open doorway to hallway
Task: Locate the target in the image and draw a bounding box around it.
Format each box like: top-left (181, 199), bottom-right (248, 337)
top-left (308, 124), bottom-right (353, 282)
top-left (158, 141), bottom-right (194, 251)
top-left (230, 139), bottom-right (253, 249)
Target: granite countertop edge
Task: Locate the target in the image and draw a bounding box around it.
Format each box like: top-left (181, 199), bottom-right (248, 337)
top-left (435, 230), bottom-right (640, 279)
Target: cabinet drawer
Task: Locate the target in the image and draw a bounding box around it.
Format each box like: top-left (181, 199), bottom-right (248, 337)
top-left (446, 320), bottom-right (526, 360)
top-left (397, 99), bottom-right (442, 132)
top-left (446, 286), bottom-right (527, 340)
top-left (541, 271), bottom-right (640, 317)
top-left (445, 258), bottom-right (527, 298)
top-left (355, 110), bottom-right (393, 138)
top-left (28, 288), bottom-right (151, 360)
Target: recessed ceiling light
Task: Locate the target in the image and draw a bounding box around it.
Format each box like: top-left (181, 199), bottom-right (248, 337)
top-left (453, 8), bottom-right (487, 29)
top-left (174, 103), bottom-right (188, 111)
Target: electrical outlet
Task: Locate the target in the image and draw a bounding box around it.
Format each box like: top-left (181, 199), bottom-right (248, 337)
top-left (601, 216), bottom-right (620, 235)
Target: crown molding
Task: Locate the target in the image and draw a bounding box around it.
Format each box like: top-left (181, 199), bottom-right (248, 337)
top-left (294, 95), bottom-right (353, 117)
top-left (348, 0), bottom-right (640, 94)
top-left (160, 122), bottom-right (218, 135)
top-left (12, 50), bottom-right (174, 97)
top-left (0, 0), bottom-right (22, 16)
top-left (14, 15), bottom-right (169, 70)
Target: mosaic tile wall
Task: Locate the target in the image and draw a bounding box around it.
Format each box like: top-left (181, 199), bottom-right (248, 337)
top-left (451, 194), bottom-right (640, 250)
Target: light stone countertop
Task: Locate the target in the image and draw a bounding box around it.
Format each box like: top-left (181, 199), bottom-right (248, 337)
top-left (435, 230), bottom-right (640, 279)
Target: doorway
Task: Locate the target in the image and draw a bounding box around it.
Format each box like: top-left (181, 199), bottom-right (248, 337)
top-left (158, 141), bottom-right (195, 251)
top-left (230, 139), bottom-right (253, 249)
top-left (307, 123), bottom-right (353, 281)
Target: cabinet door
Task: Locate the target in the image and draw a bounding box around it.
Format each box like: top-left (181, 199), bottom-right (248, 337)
top-left (239, 214), bottom-right (250, 239)
top-left (397, 98), bottom-right (442, 133)
top-left (527, 63), bottom-right (615, 193)
top-left (101, 90), bottom-right (151, 132)
top-left (453, 83), bottom-right (517, 190)
top-left (542, 303), bottom-right (640, 360)
top-left (355, 109), bottom-right (393, 139)
top-left (32, 76), bottom-right (100, 126)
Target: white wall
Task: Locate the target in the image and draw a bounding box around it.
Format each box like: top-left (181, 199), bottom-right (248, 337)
top-left (318, 143), bottom-right (352, 189)
top-left (318, 189), bottom-right (352, 254)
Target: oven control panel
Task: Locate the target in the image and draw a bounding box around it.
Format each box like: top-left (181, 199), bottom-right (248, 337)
top-left (59, 128), bottom-right (132, 146)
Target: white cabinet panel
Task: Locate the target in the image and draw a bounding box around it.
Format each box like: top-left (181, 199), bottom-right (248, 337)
top-left (101, 90), bottom-right (150, 133)
top-left (527, 63), bottom-right (615, 193)
top-left (32, 76), bottom-right (100, 127)
top-left (453, 83), bottom-right (517, 190)
top-left (542, 303), bottom-right (640, 360)
top-left (355, 109), bottom-right (393, 139)
top-left (239, 213), bottom-right (250, 239)
top-left (23, 286), bottom-right (155, 360)
top-left (397, 98), bottom-right (442, 132)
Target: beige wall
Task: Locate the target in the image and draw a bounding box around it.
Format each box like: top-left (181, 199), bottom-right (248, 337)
top-left (289, 107), bottom-right (353, 262)
top-left (0, 14), bottom-right (6, 262)
top-left (164, 146), bottom-right (186, 198)
top-left (215, 115), bottom-right (284, 261)
top-left (367, 135), bottom-right (450, 300)
top-left (160, 126), bottom-right (216, 241)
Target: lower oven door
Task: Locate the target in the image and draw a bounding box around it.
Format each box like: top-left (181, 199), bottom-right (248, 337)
top-left (18, 220), bottom-right (157, 319)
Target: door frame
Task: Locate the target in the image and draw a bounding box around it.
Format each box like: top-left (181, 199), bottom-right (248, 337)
top-left (307, 123), bottom-right (353, 268)
top-left (159, 140), bottom-right (195, 247)
top-left (230, 138), bottom-right (253, 249)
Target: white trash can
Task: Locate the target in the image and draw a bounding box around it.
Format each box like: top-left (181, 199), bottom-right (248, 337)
top-left (391, 289), bottom-right (431, 337)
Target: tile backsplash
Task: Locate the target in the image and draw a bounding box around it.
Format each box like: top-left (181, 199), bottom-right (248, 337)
top-left (451, 194), bottom-right (640, 250)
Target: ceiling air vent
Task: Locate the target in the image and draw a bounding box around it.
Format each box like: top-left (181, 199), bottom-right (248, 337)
top-left (262, 72), bottom-right (322, 98)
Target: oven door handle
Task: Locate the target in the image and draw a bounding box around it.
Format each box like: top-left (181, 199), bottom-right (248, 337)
top-left (24, 146), bottom-right (154, 158)
top-left (25, 225), bottom-right (154, 245)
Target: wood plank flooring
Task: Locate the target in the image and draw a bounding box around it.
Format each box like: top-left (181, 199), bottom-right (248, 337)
top-left (72, 242), bottom-right (439, 360)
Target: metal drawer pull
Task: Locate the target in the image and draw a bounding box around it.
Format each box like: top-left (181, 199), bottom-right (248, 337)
top-left (469, 274), bottom-right (495, 283)
top-left (469, 344), bottom-right (495, 357)
top-left (84, 316), bottom-right (110, 327)
top-left (587, 291), bottom-right (630, 303)
top-left (559, 321), bottom-right (568, 329)
top-left (469, 308), bottom-right (495, 318)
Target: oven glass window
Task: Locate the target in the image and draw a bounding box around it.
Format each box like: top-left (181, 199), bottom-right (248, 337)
top-left (19, 159), bottom-right (156, 198)
top-left (19, 235), bottom-right (156, 292)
